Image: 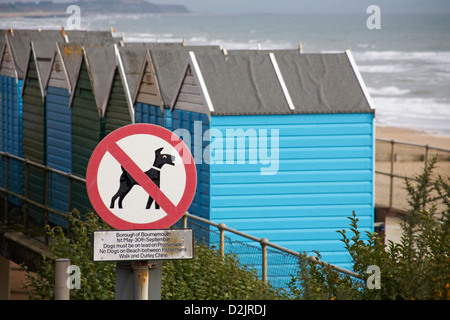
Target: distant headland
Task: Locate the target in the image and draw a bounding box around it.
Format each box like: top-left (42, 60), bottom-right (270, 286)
top-left (0, 0), bottom-right (190, 17)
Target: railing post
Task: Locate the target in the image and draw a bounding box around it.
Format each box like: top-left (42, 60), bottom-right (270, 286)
top-left (218, 223), bottom-right (226, 259)
top-left (183, 214), bottom-right (188, 229)
top-left (389, 139), bottom-right (395, 208)
top-left (23, 159), bottom-right (29, 236)
top-left (44, 166), bottom-right (50, 245)
top-left (3, 155), bottom-right (9, 224)
top-left (55, 258), bottom-right (70, 300)
top-left (67, 174), bottom-right (73, 239)
top-left (424, 144), bottom-right (429, 168)
top-left (260, 238), bottom-right (269, 283)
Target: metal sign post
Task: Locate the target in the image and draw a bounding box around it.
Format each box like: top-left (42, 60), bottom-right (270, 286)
top-left (115, 260), bottom-right (163, 300)
top-left (86, 124), bottom-right (197, 300)
top-left (132, 260), bottom-right (149, 300)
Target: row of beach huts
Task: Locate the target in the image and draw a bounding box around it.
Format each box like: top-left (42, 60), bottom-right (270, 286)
top-left (0, 28), bottom-right (375, 284)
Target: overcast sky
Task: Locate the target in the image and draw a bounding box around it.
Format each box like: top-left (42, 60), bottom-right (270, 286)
top-left (0, 0), bottom-right (449, 14)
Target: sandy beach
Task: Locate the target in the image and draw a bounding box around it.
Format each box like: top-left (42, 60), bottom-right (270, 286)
top-left (375, 125), bottom-right (450, 149)
top-left (375, 125), bottom-right (449, 247)
top-left (375, 125), bottom-right (450, 211)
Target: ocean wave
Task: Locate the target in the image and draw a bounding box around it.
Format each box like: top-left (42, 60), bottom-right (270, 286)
top-left (183, 37), bottom-right (291, 50)
top-left (122, 32), bottom-right (293, 50)
top-left (368, 86), bottom-right (410, 96)
top-left (354, 51), bottom-right (450, 64)
top-left (358, 65), bottom-right (408, 74)
top-left (373, 96), bottom-right (450, 136)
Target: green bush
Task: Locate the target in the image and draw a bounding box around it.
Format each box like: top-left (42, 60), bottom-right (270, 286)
top-left (24, 156), bottom-right (449, 300)
top-left (24, 210), bottom-right (115, 300)
top-left (23, 210), bottom-right (279, 300)
top-left (162, 242), bottom-right (280, 300)
top-left (287, 156), bottom-right (450, 300)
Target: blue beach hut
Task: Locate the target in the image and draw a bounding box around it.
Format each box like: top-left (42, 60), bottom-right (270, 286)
top-left (21, 34), bottom-right (65, 226)
top-left (45, 32), bottom-right (118, 223)
top-left (169, 50), bottom-right (375, 285)
top-left (0, 30), bottom-right (31, 205)
top-left (132, 46), bottom-right (221, 223)
top-left (46, 33), bottom-right (118, 224)
top-left (45, 42), bottom-right (84, 223)
top-left (0, 29), bottom-right (60, 207)
top-left (133, 45), bottom-right (221, 126)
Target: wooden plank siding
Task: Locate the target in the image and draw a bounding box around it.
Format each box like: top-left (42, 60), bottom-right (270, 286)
top-left (209, 113), bottom-right (375, 268)
top-left (47, 52), bottom-right (68, 89)
top-left (22, 53), bottom-right (45, 164)
top-left (134, 105), bottom-right (210, 225)
top-left (71, 59), bottom-right (104, 215)
top-left (0, 45), bottom-right (16, 78)
top-left (0, 76), bottom-right (23, 206)
top-left (135, 59), bottom-right (162, 107)
top-left (134, 102), bottom-right (165, 127)
top-left (170, 109), bottom-right (210, 221)
top-left (172, 66), bottom-right (207, 114)
top-left (104, 69), bottom-right (132, 136)
top-left (46, 86), bottom-right (71, 224)
top-left (22, 51), bottom-right (47, 224)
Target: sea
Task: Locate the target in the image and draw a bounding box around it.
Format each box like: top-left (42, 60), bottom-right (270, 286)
top-left (1, 11), bottom-right (450, 137)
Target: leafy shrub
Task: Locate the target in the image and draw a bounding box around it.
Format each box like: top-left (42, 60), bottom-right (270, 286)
top-left (24, 210), bottom-right (115, 300)
top-left (24, 156), bottom-right (449, 300)
top-left (287, 156), bottom-right (450, 300)
top-left (23, 210), bottom-right (279, 300)
top-left (162, 242), bottom-right (280, 300)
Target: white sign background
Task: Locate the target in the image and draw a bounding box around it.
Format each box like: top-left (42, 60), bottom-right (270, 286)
top-left (96, 134), bottom-right (187, 224)
top-left (93, 229), bottom-right (194, 262)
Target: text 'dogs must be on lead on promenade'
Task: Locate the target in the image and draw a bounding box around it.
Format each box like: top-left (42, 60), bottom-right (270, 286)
top-left (93, 229), bottom-right (194, 262)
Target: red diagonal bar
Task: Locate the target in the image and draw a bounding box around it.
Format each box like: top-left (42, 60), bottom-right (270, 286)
top-left (108, 142), bottom-right (176, 214)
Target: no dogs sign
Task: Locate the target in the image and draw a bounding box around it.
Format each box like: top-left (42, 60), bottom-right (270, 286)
top-left (86, 124), bottom-right (197, 230)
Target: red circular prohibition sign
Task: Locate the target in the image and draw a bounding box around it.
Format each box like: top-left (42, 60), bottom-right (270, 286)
top-left (86, 123), bottom-right (197, 230)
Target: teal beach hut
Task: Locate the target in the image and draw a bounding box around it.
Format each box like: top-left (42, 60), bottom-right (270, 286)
top-left (169, 50), bottom-right (375, 284)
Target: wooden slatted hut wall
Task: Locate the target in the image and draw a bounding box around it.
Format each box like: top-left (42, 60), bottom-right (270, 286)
top-left (70, 44), bottom-right (116, 215)
top-left (46, 31), bottom-right (117, 223)
top-left (169, 50), bottom-right (375, 286)
top-left (1, 29), bottom-right (120, 226)
top-left (0, 29), bottom-right (5, 149)
top-left (45, 43), bottom-right (82, 224)
top-left (22, 33), bottom-right (68, 227)
top-left (103, 45), bottom-right (146, 135)
top-left (0, 30), bottom-right (47, 207)
top-left (133, 47), bottom-right (221, 224)
top-left (21, 43), bottom-right (47, 224)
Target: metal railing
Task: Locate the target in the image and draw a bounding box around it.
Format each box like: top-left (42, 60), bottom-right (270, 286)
top-left (0, 150), bottom-right (361, 287)
top-left (375, 138), bottom-right (450, 210)
top-left (3, 138), bottom-right (448, 287)
top-left (0, 151), bottom-right (85, 243)
top-left (181, 212), bottom-right (361, 282)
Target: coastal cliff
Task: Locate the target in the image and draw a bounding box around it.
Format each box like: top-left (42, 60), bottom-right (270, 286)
top-left (0, 0), bottom-right (189, 17)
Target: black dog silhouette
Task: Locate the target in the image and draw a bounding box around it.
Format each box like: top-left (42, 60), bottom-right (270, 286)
top-left (110, 147), bottom-right (175, 209)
